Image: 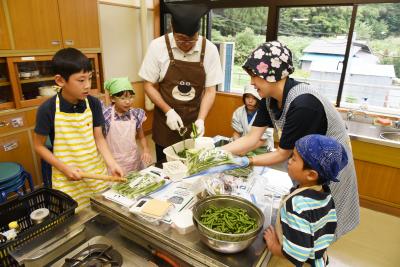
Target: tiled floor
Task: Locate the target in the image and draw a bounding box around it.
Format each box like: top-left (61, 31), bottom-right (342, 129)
top-left (143, 135), bottom-right (400, 266)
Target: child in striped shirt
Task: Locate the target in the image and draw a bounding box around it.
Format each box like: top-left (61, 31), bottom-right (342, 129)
top-left (264, 134), bottom-right (348, 266)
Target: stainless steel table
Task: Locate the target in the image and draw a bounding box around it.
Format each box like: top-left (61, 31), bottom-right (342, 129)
top-left (91, 165), bottom-right (291, 267)
top-left (91, 195), bottom-right (269, 267)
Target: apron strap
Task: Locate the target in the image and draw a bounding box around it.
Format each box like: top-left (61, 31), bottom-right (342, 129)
top-left (275, 185), bottom-right (323, 245)
top-left (200, 36), bottom-right (206, 67)
top-left (165, 34), bottom-right (175, 65)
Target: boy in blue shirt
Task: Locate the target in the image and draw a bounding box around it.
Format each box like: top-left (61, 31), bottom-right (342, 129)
top-left (34, 48), bottom-right (123, 211)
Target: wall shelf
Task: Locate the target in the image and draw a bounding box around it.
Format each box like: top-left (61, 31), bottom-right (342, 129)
top-left (19, 76), bottom-right (54, 84)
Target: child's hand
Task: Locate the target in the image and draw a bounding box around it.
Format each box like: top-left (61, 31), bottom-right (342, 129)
top-left (63, 166), bottom-right (82, 181)
top-left (264, 225), bottom-right (279, 251)
top-left (141, 152), bottom-right (153, 166)
top-left (109, 163), bottom-right (124, 177)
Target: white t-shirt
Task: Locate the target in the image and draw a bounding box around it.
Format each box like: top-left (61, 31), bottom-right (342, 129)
top-left (139, 33), bottom-right (223, 88)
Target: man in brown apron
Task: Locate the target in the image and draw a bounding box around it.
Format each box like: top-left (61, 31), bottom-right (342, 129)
top-left (139, 3), bottom-right (223, 161)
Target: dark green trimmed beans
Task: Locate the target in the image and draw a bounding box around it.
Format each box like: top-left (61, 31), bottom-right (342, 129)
top-left (200, 205), bottom-right (257, 234)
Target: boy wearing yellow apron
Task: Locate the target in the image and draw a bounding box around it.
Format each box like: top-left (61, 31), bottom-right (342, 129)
top-left (34, 48), bottom-right (123, 212)
top-left (264, 135), bottom-right (348, 266)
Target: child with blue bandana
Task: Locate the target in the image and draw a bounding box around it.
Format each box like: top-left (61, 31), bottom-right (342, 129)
top-left (264, 134), bottom-right (348, 266)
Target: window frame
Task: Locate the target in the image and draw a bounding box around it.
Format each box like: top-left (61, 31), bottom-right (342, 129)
top-left (160, 0), bottom-right (400, 111)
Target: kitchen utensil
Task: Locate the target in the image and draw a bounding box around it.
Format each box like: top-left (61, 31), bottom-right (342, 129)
top-left (19, 72), bottom-right (32, 79)
top-left (30, 208), bottom-right (50, 225)
top-left (80, 172), bottom-right (127, 182)
top-left (39, 86), bottom-right (59, 97)
top-left (178, 126), bottom-right (188, 137)
top-left (192, 195), bottom-right (264, 253)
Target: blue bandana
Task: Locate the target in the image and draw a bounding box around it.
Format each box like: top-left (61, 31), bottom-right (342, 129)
top-left (295, 135), bottom-right (348, 184)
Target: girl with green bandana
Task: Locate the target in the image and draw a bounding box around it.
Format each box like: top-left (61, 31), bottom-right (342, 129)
top-left (103, 77), bottom-right (152, 173)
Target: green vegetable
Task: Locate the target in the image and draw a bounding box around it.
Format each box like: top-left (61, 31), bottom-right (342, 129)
top-left (172, 145), bottom-right (188, 158)
top-left (200, 205), bottom-right (257, 234)
top-left (191, 122), bottom-right (198, 139)
top-left (224, 166), bottom-right (253, 178)
top-left (187, 148), bottom-right (235, 175)
top-left (112, 171), bottom-right (165, 199)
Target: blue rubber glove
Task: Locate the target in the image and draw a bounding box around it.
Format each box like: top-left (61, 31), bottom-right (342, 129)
top-left (232, 156), bottom-right (250, 168)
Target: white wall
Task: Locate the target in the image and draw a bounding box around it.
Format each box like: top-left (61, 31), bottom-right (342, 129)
top-left (99, 1), bottom-right (154, 82)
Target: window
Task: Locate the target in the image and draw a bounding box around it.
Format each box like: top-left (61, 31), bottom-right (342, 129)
top-left (278, 6), bottom-right (352, 104)
top-left (341, 3), bottom-right (400, 115)
top-left (210, 7), bottom-right (268, 94)
top-left (160, 0), bottom-right (400, 116)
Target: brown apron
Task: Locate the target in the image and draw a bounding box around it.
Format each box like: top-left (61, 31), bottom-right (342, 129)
top-left (152, 34), bottom-right (207, 147)
top-left (274, 185), bottom-right (328, 266)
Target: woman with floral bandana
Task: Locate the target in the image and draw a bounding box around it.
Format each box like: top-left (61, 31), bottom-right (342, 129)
top-left (223, 41), bottom-right (359, 240)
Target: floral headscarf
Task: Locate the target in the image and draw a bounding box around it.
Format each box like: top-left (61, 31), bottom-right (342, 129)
top-left (242, 41), bottom-right (294, 82)
top-left (295, 134), bottom-right (348, 184)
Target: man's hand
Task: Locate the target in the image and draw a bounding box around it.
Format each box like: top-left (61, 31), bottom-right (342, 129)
top-left (165, 109), bottom-right (184, 131)
top-left (191, 119), bottom-right (205, 137)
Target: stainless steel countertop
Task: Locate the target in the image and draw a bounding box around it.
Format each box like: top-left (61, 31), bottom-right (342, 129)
top-left (90, 195), bottom-right (270, 267)
top-left (345, 120), bottom-right (400, 148)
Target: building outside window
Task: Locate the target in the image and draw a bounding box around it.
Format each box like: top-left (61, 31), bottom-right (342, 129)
top-left (341, 3), bottom-right (400, 114)
top-left (277, 6), bottom-right (352, 104)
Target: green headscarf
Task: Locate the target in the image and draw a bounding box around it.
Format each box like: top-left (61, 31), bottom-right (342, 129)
top-left (104, 77), bottom-right (134, 96)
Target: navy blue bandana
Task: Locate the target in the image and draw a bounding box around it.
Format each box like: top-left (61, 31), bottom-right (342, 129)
top-left (295, 135), bottom-right (348, 184)
top-left (243, 41), bottom-right (294, 82)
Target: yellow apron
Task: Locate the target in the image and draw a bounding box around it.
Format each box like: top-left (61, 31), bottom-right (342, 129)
top-left (52, 95), bottom-right (109, 212)
top-left (274, 185), bottom-right (328, 267)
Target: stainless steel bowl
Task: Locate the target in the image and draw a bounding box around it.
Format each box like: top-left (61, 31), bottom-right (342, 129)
top-left (192, 195), bottom-right (264, 253)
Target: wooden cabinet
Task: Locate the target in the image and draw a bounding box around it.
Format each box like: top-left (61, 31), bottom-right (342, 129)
top-left (58, 0), bottom-right (100, 49)
top-left (6, 0), bottom-right (100, 51)
top-left (7, 0), bottom-right (62, 50)
top-left (6, 53), bottom-right (101, 108)
top-left (351, 140), bottom-right (400, 217)
top-left (0, 108), bottom-right (41, 187)
top-left (0, 1), bottom-right (11, 50)
top-left (0, 58), bottom-right (14, 110)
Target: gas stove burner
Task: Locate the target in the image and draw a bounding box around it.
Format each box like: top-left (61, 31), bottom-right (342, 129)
top-left (63, 244), bottom-right (123, 267)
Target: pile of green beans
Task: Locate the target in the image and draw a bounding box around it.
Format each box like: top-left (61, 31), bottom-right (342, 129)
top-left (200, 205), bottom-right (257, 234)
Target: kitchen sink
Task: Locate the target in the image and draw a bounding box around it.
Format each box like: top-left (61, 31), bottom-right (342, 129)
top-left (380, 132), bottom-right (400, 142)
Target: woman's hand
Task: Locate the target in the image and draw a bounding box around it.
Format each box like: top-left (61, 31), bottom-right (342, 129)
top-left (141, 151), bottom-right (153, 166)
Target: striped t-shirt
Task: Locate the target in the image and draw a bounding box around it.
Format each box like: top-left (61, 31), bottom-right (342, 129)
top-left (280, 185), bottom-right (337, 267)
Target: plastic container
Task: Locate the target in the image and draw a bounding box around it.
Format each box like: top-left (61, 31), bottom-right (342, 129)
top-left (0, 188), bottom-right (77, 267)
top-left (170, 210), bottom-right (195, 235)
top-left (194, 137), bottom-right (215, 150)
top-left (163, 138), bottom-right (195, 162)
top-left (162, 161), bottom-right (188, 181)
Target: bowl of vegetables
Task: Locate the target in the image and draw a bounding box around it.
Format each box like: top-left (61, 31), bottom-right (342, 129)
top-left (163, 138), bottom-right (195, 162)
top-left (192, 195), bottom-right (264, 253)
